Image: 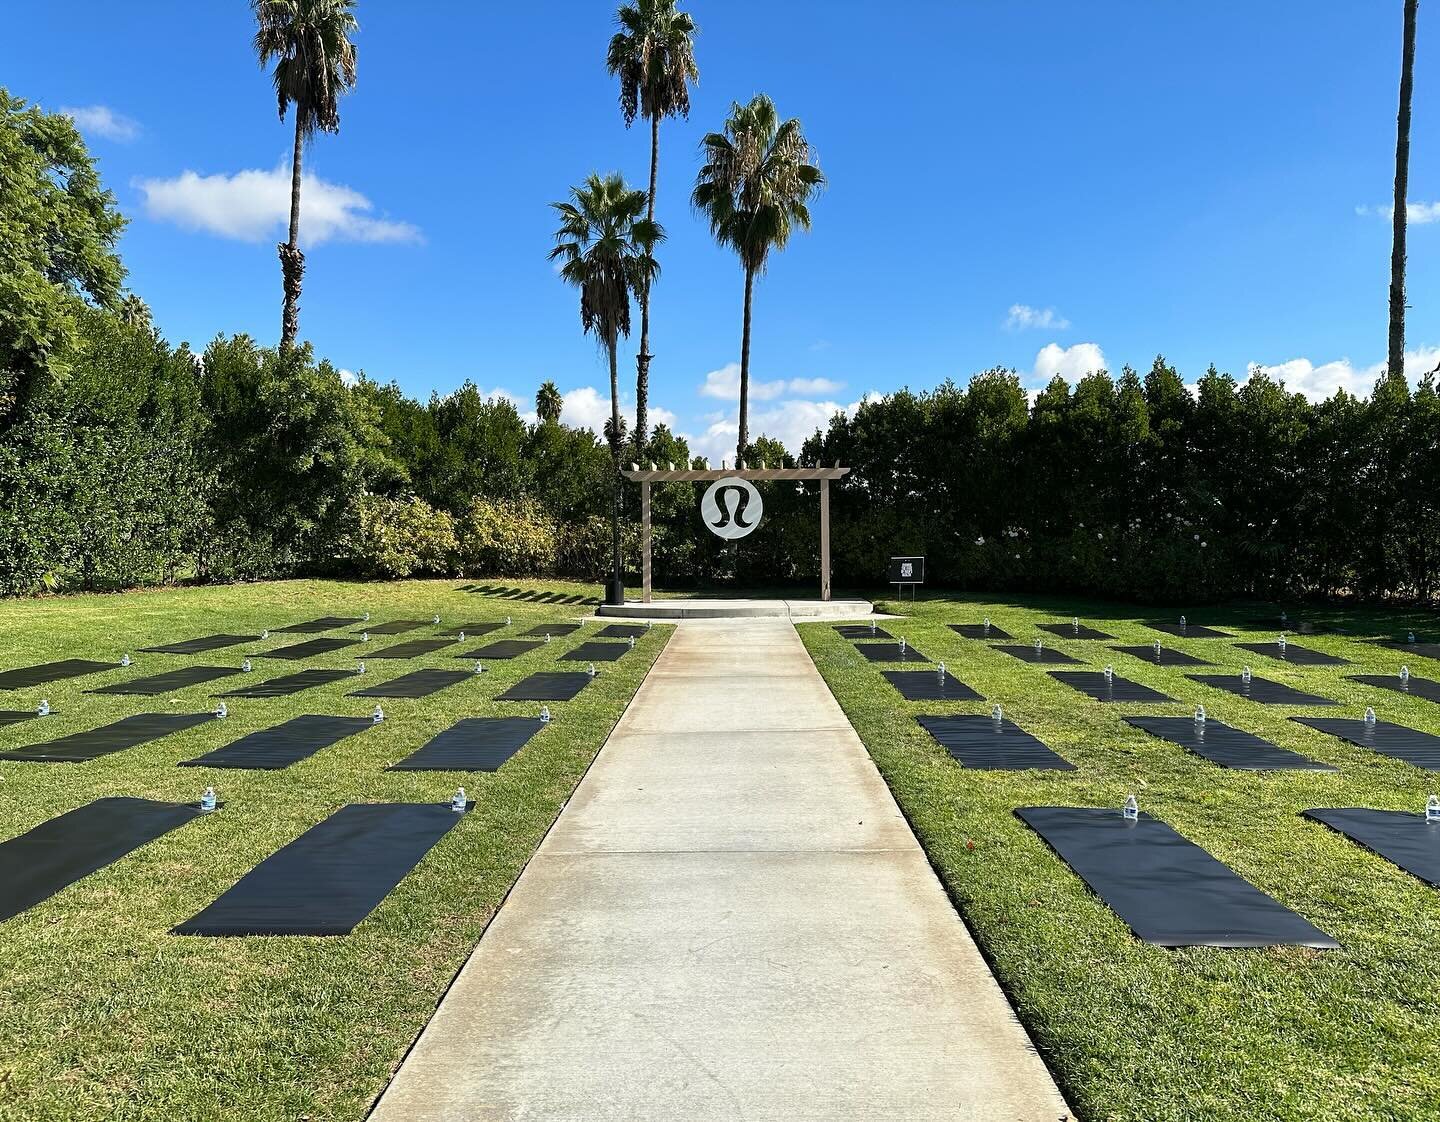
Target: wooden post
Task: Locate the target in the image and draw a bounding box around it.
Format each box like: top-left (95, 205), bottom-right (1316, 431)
top-left (820, 478), bottom-right (831, 602)
top-left (641, 481), bottom-right (652, 603)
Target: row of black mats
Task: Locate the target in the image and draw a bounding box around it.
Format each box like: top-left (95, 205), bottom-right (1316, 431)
top-left (8, 788), bottom-right (1440, 948)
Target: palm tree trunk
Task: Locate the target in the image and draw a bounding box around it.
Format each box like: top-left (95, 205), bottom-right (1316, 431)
top-left (1390, 0), bottom-right (1418, 377)
top-left (737, 263), bottom-right (755, 468)
top-left (634, 113), bottom-right (660, 459)
top-left (608, 340), bottom-right (623, 602)
top-left (279, 112), bottom-right (306, 350)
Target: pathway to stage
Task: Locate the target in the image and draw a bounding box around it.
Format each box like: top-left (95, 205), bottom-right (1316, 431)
top-left (370, 618), bottom-right (1070, 1121)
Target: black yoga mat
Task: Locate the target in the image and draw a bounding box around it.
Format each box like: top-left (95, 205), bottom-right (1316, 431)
top-left (461, 640), bottom-right (543, 660)
top-left (1048, 671), bottom-right (1176, 703)
top-left (917, 715), bottom-right (1072, 770)
top-left (1292, 717), bottom-right (1440, 770)
top-left (0, 797), bottom-right (206, 923)
top-left (366, 638), bottom-right (458, 659)
top-left (1109, 645), bottom-right (1214, 668)
top-left (1015, 806), bottom-right (1338, 948)
top-left (883, 670), bottom-right (983, 701)
top-left (1303, 808), bottom-right (1440, 888)
top-left (180, 715), bottom-right (373, 770)
top-left (834, 624), bottom-right (894, 640)
top-left (141, 634), bottom-right (258, 655)
top-left (1234, 642), bottom-right (1350, 667)
top-left (0, 712), bottom-right (216, 763)
top-left (1347, 674), bottom-right (1440, 703)
top-left (355, 619), bottom-right (429, 635)
top-left (497, 672), bottom-right (593, 701)
top-left (561, 641), bottom-right (629, 662)
top-left (1371, 640), bottom-right (1440, 660)
top-left (0, 659), bottom-right (116, 691)
top-left (994, 644), bottom-right (1083, 665)
top-left (521, 623), bottom-right (582, 637)
top-left (172, 803), bottom-right (465, 936)
top-left (1187, 674), bottom-right (1336, 706)
top-left (273, 616), bottom-right (364, 634)
top-left (389, 717), bottom-right (545, 771)
top-left (949, 623), bottom-right (1014, 640)
top-left (350, 669), bottom-right (472, 699)
top-left (1147, 621), bottom-right (1231, 639)
top-left (1125, 716), bottom-right (1333, 771)
top-left (454, 622), bottom-right (506, 636)
top-left (597, 624), bottom-right (646, 639)
top-left (88, 665), bottom-right (242, 696)
top-left (0, 711), bottom-right (39, 729)
top-left (218, 669), bottom-right (357, 699)
top-left (1038, 622), bottom-right (1115, 640)
top-left (854, 642), bottom-right (930, 664)
top-left (261, 637), bottom-right (360, 660)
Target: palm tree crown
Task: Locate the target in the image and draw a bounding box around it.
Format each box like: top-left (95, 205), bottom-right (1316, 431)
top-left (692, 94), bottom-right (824, 277)
top-left (606, 0), bottom-right (699, 129)
top-left (252, 0), bottom-right (359, 137)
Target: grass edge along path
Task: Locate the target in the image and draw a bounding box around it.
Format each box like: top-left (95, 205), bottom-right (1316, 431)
top-left (0, 578), bottom-right (667, 1122)
top-left (799, 594), bottom-right (1440, 1122)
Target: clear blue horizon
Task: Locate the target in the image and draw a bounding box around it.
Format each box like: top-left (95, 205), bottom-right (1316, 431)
top-left (7, 0), bottom-right (1438, 457)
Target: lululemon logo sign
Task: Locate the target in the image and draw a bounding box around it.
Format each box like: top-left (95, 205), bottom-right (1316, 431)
top-left (700, 476), bottom-right (763, 540)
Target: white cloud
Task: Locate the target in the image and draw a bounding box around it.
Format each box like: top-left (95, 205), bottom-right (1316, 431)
top-left (698, 363), bottom-right (844, 402)
top-left (135, 164), bottom-right (421, 246)
top-left (1247, 345), bottom-right (1440, 401)
top-left (1032, 341), bottom-right (1107, 383)
top-left (1357, 202), bottom-right (1440, 224)
top-left (338, 368), bottom-right (359, 387)
top-left (684, 393), bottom-right (878, 464)
top-left (1006, 304), bottom-right (1070, 331)
top-left (60, 105), bottom-right (140, 142)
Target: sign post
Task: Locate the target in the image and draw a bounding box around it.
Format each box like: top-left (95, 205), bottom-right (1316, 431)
top-left (889, 555), bottom-right (925, 602)
top-left (622, 465), bottom-right (850, 602)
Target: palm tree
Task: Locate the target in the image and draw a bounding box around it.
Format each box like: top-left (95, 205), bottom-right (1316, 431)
top-left (550, 173), bottom-right (662, 602)
top-left (1390, 0), bottom-right (1419, 377)
top-left (252, 0), bottom-right (359, 350)
top-left (606, 0), bottom-right (698, 457)
top-left (536, 380), bottom-right (564, 425)
top-left (693, 95), bottom-right (823, 466)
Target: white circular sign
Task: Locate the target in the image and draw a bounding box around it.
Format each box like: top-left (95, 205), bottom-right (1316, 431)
top-left (700, 476), bottom-right (763, 540)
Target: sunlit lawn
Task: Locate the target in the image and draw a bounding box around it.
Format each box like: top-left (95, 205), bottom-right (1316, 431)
top-left (0, 578), bottom-right (666, 1122)
top-left (801, 593), bottom-right (1440, 1122)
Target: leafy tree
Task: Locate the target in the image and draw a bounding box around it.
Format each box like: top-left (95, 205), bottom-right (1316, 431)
top-left (536, 379), bottom-right (564, 425)
top-left (0, 90), bottom-right (126, 427)
top-left (693, 94), bottom-right (823, 466)
top-left (606, 0), bottom-right (698, 454)
top-left (251, 0), bottom-right (359, 349)
top-left (550, 172), bottom-right (663, 599)
top-left (426, 383), bottom-right (529, 509)
top-left (1390, 0), bottom-right (1419, 377)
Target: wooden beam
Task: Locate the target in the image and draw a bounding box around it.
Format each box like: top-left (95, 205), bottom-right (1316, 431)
top-left (641, 481), bottom-right (652, 604)
top-left (621, 467), bottom-right (850, 483)
top-left (820, 477), bottom-right (831, 602)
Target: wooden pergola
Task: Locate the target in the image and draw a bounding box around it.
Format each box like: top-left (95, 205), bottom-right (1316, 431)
top-left (622, 465), bottom-right (851, 602)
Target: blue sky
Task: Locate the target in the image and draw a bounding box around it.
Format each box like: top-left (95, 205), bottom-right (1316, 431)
top-left (7, 1), bottom-right (1439, 456)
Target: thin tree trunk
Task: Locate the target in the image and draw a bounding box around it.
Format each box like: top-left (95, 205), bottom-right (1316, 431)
top-left (279, 112), bottom-right (306, 350)
top-left (1390, 0), bottom-right (1419, 377)
top-left (608, 340), bottom-right (623, 599)
top-left (634, 112), bottom-right (660, 460)
top-left (737, 264), bottom-right (755, 467)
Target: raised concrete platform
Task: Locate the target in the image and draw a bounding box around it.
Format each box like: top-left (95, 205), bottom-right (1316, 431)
top-left (597, 597), bottom-right (873, 620)
top-left (369, 618), bottom-right (1070, 1122)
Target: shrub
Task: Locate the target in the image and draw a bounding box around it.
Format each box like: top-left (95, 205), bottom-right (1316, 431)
top-left (350, 494), bottom-right (457, 579)
top-left (456, 496), bottom-right (558, 577)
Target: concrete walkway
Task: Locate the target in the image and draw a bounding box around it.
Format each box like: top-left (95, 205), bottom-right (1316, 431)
top-left (370, 619), bottom-right (1071, 1122)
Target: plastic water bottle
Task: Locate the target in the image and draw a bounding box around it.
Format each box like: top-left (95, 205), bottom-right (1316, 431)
top-left (540, 706), bottom-right (552, 724)
top-left (36, 699), bottom-right (49, 717)
top-left (1154, 639), bottom-right (1163, 658)
top-left (458, 631), bottom-right (466, 643)
top-left (991, 704), bottom-right (1003, 723)
top-left (1194, 704), bottom-right (1206, 723)
top-left (356, 661), bottom-right (366, 675)
top-left (1034, 638), bottom-right (1043, 655)
top-left (200, 788), bottom-right (217, 814)
top-left (214, 703), bottom-right (227, 719)
top-left (870, 619), bottom-right (877, 635)
top-left (646, 620), bottom-right (652, 630)
top-left (587, 663), bottom-right (597, 677)
top-left (241, 658), bottom-right (252, 673)
top-left (360, 632), bottom-right (369, 643)
top-left (899, 637), bottom-right (907, 653)
top-left (983, 616), bottom-right (991, 630)
top-left (937, 661), bottom-right (947, 678)
top-left (261, 630), bottom-right (269, 640)
top-left (506, 616), bottom-right (512, 626)
top-left (1122, 794), bottom-right (1139, 821)
top-left (1179, 614), bottom-right (1187, 628)
top-left (450, 787), bottom-right (467, 814)
top-left (1103, 665), bottom-right (1114, 681)
top-left (433, 614), bottom-right (441, 625)
top-left (1277, 634), bottom-right (1288, 654)
top-left (1401, 665), bottom-right (1411, 684)
top-left (372, 705), bottom-right (384, 724)
top-left (1073, 616), bottom-right (1080, 630)
top-left (1427, 795), bottom-right (1440, 825)
top-left (628, 636), bottom-right (636, 649)
top-left (120, 654), bottom-right (131, 667)
top-left (1242, 665), bottom-right (1252, 685)
top-left (474, 660), bottom-right (485, 675)
top-left (544, 633), bottom-right (552, 643)
top-left (1409, 631), bottom-right (1417, 644)
top-left (363, 612), bottom-right (371, 621)
top-left (1364, 706), bottom-right (1377, 724)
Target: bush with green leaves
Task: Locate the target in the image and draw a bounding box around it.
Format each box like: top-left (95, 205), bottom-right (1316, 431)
top-left (349, 494), bottom-right (457, 579)
top-left (456, 496), bottom-right (559, 578)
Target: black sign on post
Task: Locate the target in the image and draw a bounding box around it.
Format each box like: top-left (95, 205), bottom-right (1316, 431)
top-left (890, 556), bottom-right (924, 601)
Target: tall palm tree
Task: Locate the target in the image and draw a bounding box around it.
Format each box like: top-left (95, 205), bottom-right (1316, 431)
top-left (1390, 0), bottom-right (1419, 377)
top-left (536, 380), bottom-right (564, 425)
top-left (252, 0), bottom-right (359, 350)
top-left (606, 0), bottom-right (698, 457)
top-left (693, 95), bottom-right (823, 467)
top-left (550, 173), bottom-right (662, 602)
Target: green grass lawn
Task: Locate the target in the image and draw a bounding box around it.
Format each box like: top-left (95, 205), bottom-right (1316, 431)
top-left (0, 578), bottom-right (666, 1122)
top-left (799, 593), bottom-right (1440, 1122)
